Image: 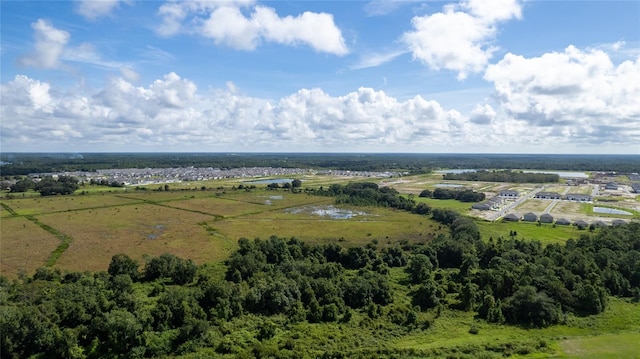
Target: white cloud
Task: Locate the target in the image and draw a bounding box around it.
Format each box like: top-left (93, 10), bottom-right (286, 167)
top-left (469, 104), bottom-right (496, 124)
top-left (20, 19), bottom-right (70, 69)
top-left (156, 1), bottom-right (348, 55)
top-left (484, 45), bottom-right (640, 146)
top-left (402, 0), bottom-right (522, 80)
top-left (75, 0), bottom-right (129, 20)
top-left (350, 50), bottom-right (407, 70)
top-left (2, 66), bottom-right (638, 152)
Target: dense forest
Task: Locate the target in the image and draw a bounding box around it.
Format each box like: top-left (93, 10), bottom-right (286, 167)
top-left (442, 170), bottom-right (559, 183)
top-left (2, 153), bottom-right (639, 176)
top-left (2, 201), bottom-right (638, 358)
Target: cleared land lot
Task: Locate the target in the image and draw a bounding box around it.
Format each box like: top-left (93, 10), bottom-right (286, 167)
top-left (514, 199), bottom-right (551, 213)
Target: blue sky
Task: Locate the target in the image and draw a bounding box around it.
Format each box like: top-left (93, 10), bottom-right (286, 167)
top-left (1, 0), bottom-right (639, 153)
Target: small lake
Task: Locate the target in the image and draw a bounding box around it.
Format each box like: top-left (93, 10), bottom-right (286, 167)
top-left (522, 170), bottom-right (589, 178)
top-left (436, 169), bottom-right (477, 174)
top-left (593, 207), bottom-right (633, 215)
top-left (434, 183), bottom-right (465, 188)
top-left (244, 178), bottom-right (295, 184)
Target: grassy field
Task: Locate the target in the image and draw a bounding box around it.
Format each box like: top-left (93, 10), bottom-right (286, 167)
top-left (0, 188), bottom-right (443, 277)
top-left (0, 216), bottom-right (61, 277)
top-left (394, 297), bottom-right (640, 358)
top-left (475, 220), bottom-right (582, 244)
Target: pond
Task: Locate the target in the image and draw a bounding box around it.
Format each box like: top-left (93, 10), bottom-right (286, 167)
top-left (243, 178), bottom-right (295, 184)
top-left (593, 207), bottom-right (632, 215)
top-left (286, 205), bottom-right (369, 219)
top-left (435, 169), bottom-right (477, 174)
top-left (434, 183), bottom-right (465, 188)
top-left (522, 170), bottom-right (589, 178)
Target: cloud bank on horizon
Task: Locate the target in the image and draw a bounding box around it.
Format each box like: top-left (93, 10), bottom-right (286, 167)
top-left (1, 0), bottom-right (639, 154)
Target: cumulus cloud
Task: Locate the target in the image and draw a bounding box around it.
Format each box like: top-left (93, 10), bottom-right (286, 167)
top-left (20, 19), bottom-right (70, 69)
top-left (75, 0), bottom-right (128, 20)
top-left (402, 0), bottom-right (522, 80)
top-left (484, 45), bottom-right (640, 146)
top-left (3, 63), bottom-right (638, 152)
top-left (156, 1), bottom-right (348, 55)
top-left (469, 104), bottom-right (496, 124)
top-left (1, 73), bottom-right (472, 151)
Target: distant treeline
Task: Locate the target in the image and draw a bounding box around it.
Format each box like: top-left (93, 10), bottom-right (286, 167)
top-left (8, 176), bottom-right (79, 196)
top-left (443, 170), bottom-right (559, 183)
top-left (419, 188), bottom-right (486, 202)
top-left (1, 152), bottom-right (639, 176)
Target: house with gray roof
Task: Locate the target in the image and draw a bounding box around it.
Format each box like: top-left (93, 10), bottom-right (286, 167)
top-left (605, 182), bottom-right (619, 190)
top-left (612, 219), bottom-right (628, 226)
top-left (535, 192), bottom-right (562, 200)
top-left (565, 193), bottom-right (593, 202)
top-left (499, 190), bottom-right (519, 198)
top-left (555, 218), bottom-right (571, 225)
top-left (573, 220), bottom-right (589, 229)
top-left (503, 213), bottom-right (521, 222)
top-left (592, 220), bottom-right (608, 228)
top-left (523, 212), bottom-right (538, 222)
top-left (539, 213), bottom-right (554, 223)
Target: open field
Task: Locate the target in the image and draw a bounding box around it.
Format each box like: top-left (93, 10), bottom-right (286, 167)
top-left (0, 188), bottom-right (443, 277)
top-left (394, 297), bottom-right (640, 358)
top-left (0, 216), bottom-right (62, 277)
top-left (475, 220), bottom-right (580, 244)
top-left (514, 198), bottom-right (551, 213)
top-left (3, 193), bottom-right (142, 215)
top-left (2, 173), bottom-right (638, 278)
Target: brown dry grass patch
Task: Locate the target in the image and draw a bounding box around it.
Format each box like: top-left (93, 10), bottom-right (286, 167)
top-left (0, 217), bottom-right (61, 278)
top-left (38, 204), bottom-right (235, 273)
top-left (3, 194), bottom-right (142, 215)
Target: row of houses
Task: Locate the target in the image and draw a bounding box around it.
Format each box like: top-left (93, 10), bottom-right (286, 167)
top-left (499, 190), bottom-right (594, 202)
top-left (502, 212), bottom-right (628, 227)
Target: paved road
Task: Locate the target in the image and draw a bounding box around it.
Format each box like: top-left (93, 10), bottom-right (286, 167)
top-left (490, 186), bottom-right (545, 222)
top-left (543, 186), bottom-right (571, 214)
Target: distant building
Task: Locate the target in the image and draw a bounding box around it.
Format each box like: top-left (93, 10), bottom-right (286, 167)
top-left (539, 213), bottom-right (554, 223)
top-left (499, 190), bottom-right (519, 198)
top-left (472, 196), bottom-right (503, 211)
top-left (472, 202), bottom-right (492, 210)
top-left (503, 213), bottom-right (520, 222)
top-left (573, 220), bottom-right (589, 229)
top-left (565, 193), bottom-right (593, 202)
top-left (523, 212), bottom-right (538, 222)
top-left (605, 182), bottom-right (619, 190)
top-left (556, 218), bottom-right (571, 226)
top-left (612, 219), bottom-right (628, 226)
top-left (592, 221), bottom-right (608, 228)
top-left (631, 183), bottom-right (640, 193)
top-left (535, 192), bottom-right (562, 200)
